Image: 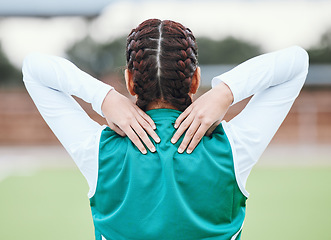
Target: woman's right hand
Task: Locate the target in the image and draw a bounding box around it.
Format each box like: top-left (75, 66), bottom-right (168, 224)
top-left (171, 82), bottom-right (234, 154)
top-left (101, 89), bottom-right (160, 154)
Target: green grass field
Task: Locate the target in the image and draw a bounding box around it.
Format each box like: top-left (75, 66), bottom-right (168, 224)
top-left (0, 166), bottom-right (330, 240)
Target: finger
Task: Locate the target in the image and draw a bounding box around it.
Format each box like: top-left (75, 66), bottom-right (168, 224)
top-left (123, 126), bottom-right (148, 154)
top-left (186, 124), bottom-right (210, 154)
top-left (177, 119), bottom-right (201, 153)
top-left (174, 105), bottom-right (193, 129)
top-left (108, 122), bottom-right (126, 137)
top-left (136, 115), bottom-right (160, 143)
top-left (171, 113), bottom-right (195, 144)
top-left (130, 121), bottom-right (156, 153)
top-left (135, 106), bottom-right (157, 130)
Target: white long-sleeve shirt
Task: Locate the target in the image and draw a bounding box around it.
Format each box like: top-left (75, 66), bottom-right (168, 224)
top-left (22, 46), bottom-right (309, 198)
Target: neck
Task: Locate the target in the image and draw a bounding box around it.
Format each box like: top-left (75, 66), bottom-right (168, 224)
top-left (145, 99), bottom-right (179, 111)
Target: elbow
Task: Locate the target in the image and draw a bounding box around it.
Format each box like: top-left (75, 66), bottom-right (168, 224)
top-left (22, 53), bottom-right (40, 83)
top-left (22, 53), bottom-right (49, 84)
top-left (294, 45), bottom-right (309, 64)
top-left (289, 46), bottom-right (309, 86)
top-left (292, 45), bottom-right (309, 74)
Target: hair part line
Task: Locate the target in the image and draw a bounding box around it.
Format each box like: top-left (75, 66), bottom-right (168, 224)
top-left (156, 21), bottom-right (164, 99)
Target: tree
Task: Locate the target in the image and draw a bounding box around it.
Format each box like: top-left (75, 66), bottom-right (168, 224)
top-left (66, 35), bottom-right (263, 78)
top-left (66, 36), bottom-right (126, 78)
top-left (196, 36), bottom-right (262, 64)
top-left (308, 28), bottom-right (331, 63)
top-left (0, 42), bottom-right (22, 87)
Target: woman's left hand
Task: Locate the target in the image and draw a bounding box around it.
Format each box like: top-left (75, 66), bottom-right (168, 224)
top-left (101, 89), bottom-right (160, 154)
top-left (171, 82), bottom-right (233, 154)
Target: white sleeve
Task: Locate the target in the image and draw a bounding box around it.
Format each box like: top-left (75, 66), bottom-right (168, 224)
top-left (212, 46), bottom-right (309, 190)
top-left (22, 53), bottom-right (113, 197)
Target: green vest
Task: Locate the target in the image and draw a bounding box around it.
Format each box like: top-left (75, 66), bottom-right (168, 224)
top-left (90, 108), bottom-right (247, 240)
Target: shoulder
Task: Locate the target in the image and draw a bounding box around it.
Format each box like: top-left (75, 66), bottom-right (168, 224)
top-left (99, 127), bottom-right (131, 152)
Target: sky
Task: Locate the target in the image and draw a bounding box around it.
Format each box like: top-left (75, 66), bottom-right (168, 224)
top-left (1, 0), bottom-right (331, 68)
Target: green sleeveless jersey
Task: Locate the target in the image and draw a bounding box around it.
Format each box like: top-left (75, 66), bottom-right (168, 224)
top-left (90, 108), bottom-right (247, 240)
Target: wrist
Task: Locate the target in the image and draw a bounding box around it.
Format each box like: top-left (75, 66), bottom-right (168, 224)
top-left (214, 82), bottom-right (234, 106)
top-left (101, 88), bottom-right (116, 115)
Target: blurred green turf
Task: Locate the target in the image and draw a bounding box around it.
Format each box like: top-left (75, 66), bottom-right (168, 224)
top-left (0, 169), bottom-right (94, 240)
top-left (0, 166), bottom-right (330, 240)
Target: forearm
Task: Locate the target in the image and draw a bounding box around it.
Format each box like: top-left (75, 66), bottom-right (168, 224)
top-left (211, 46), bottom-right (309, 104)
top-left (22, 53), bottom-right (113, 116)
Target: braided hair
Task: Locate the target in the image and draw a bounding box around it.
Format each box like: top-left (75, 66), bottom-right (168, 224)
top-left (126, 19), bottom-right (198, 112)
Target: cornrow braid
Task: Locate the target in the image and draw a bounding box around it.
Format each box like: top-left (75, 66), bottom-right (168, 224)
top-left (126, 19), bottom-right (198, 111)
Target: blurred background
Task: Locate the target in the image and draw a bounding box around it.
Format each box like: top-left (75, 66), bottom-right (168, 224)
top-left (0, 0), bottom-right (330, 239)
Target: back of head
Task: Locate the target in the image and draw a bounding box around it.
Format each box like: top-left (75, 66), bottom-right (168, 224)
top-left (126, 19), bottom-right (198, 112)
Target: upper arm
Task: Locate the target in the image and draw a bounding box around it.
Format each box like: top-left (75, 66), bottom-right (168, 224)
top-left (22, 53), bottom-right (109, 193)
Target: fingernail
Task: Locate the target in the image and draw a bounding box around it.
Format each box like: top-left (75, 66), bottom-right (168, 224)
top-left (156, 137), bottom-right (161, 143)
top-left (151, 147), bottom-right (156, 152)
top-left (142, 149), bottom-right (147, 154)
top-left (153, 125), bottom-right (157, 130)
top-left (187, 149), bottom-right (192, 154)
top-left (171, 138), bottom-right (176, 144)
top-left (178, 147), bottom-right (184, 153)
top-left (174, 124), bottom-right (178, 129)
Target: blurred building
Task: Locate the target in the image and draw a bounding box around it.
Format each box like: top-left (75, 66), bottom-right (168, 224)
top-left (0, 0), bottom-right (330, 146)
top-left (0, 64), bottom-right (330, 145)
